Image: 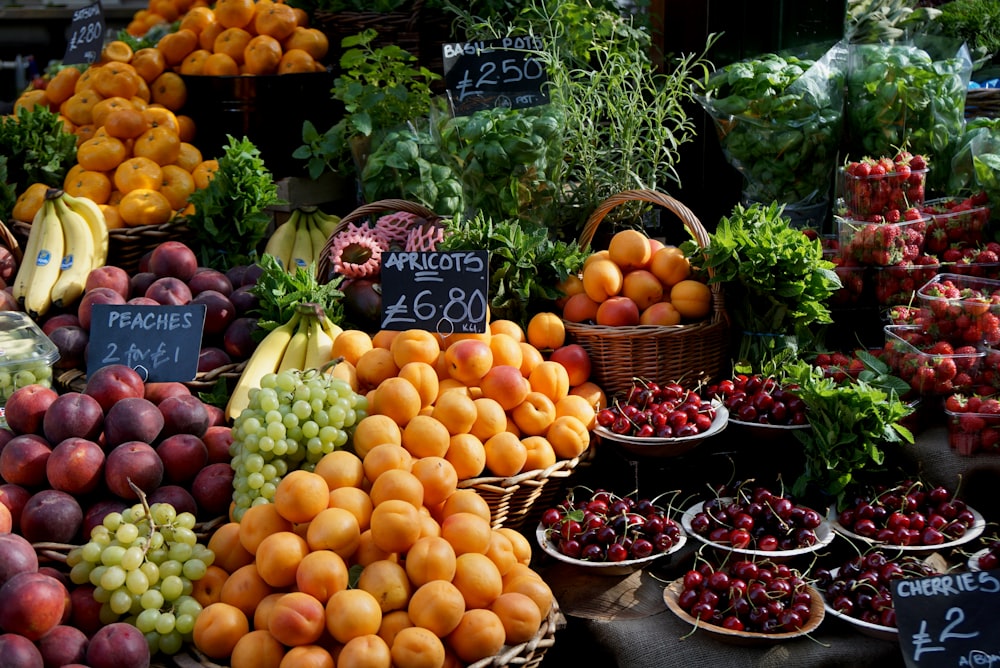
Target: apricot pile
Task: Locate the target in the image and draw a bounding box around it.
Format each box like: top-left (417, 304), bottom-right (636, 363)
top-left (560, 228), bottom-right (712, 327)
top-left (195, 452), bottom-right (556, 667)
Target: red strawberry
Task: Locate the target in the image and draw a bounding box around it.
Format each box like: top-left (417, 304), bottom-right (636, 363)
top-left (944, 394), bottom-right (968, 413)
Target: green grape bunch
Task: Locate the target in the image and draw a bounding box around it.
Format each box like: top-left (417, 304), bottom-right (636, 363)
top-left (66, 499), bottom-right (214, 656)
top-left (230, 367), bottom-right (368, 522)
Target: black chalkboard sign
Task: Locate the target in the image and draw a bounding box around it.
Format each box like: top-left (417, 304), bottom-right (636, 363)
top-left (379, 251), bottom-right (489, 334)
top-left (63, 1), bottom-right (105, 66)
top-left (87, 304), bottom-right (207, 382)
top-left (442, 37), bottom-right (549, 116)
top-left (893, 568), bottom-right (1000, 667)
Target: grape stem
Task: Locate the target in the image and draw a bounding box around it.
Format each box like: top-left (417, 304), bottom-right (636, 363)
top-left (127, 477), bottom-right (156, 557)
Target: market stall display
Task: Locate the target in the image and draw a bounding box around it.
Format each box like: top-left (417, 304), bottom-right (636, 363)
top-left (5, 1), bottom-right (1000, 667)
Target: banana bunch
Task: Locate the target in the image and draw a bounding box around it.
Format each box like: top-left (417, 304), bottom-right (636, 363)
top-left (13, 189), bottom-right (109, 319)
top-left (263, 207), bottom-right (340, 274)
top-left (226, 302), bottom-right (344, 421)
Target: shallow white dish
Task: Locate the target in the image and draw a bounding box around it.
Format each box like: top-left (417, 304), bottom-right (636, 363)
top-left (680, 498), bottom-right (836, 560)
top-left (821, 567), bottom-right (898, 642)
top-left (594, 402), bottom-right (728, 458)
top-left (968, 547), bottom-right (993, 572)
top-left (535, 522), bottom-right (687, 576)
top-left (827, 505), bottom-right (985, 554)
top-left (663, 577), bottom-right (825, 645)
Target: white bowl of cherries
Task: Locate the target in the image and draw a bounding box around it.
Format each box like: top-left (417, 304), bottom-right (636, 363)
top-left (536, 487), bottom-right (687, 575)
top-left (816, 551), bottom-right (943, 641)
top-left (681, 482), bottom-right (835, 561)
top-left (593, 380), bottom-right (728, 458)
top-left (708, 373), bottom-right (811, 435)
top-left (829, 479), bottom-right (985, 553)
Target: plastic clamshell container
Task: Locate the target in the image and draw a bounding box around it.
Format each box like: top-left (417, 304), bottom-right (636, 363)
top-left (940, 261), bottom-right (1000, 280)
top-left (0, 312), bottom-right (60, 410)
top-left (871, 262), bottom-right (939, 307)
top-left (881, 324), bottom-right (984, 396)
top-left (841, 166), bottom-right (928, 219)
top-left (916, 273), bottom-right (1000, 346)
top-left (837, 215), bottom-right (928, 266)
top-left (824, 251), bottom-right (869, 307)
top-left (945, 407), bottom-right (1000, 455)
top-left (922, 197), bottom-right (991, 247)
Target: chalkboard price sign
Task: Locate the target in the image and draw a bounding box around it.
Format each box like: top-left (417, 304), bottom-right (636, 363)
top-left (893, 568), bottom-right (1000, 667)
top-left (63, 1), bottom-right (105, 66)
top-left (87, 304), bottom-right (207, 382)
top-left (379, 251), bottom-right (489, 334)
top-left (442, 38), bottom-right (548, 115)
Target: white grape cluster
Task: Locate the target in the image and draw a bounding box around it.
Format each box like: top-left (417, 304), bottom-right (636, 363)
top-left (67, 502), bottom-right (212, 655)
top-left (230, 368), bottom-right (367, 521)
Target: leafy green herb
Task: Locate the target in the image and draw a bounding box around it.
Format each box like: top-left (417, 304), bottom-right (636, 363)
top-left (358, 114), bottom-right (465, 216)
top-left (181, 136), bottom-right (285, 270)
top-left (0, 105), bottom-right (78, 221)
top-left (294, 29), bottom-right (440, 177)
top-left (682, 201), bottom-right (841, 371)
top-left (438, 105), bottom-right (566, 229)
top-left (250, 254), bottom-right (344, 334)
top-left (929, 0), bottom-right (1000, 70)
top-left (784, 359), bottom-right (914, 502)
top-left (437, 213), bottom-right (588, 330)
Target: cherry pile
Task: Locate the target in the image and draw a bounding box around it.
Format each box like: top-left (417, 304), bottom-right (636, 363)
top-left (836, 480), bottom-right (978, 546)
top-left (707, 374), bottom-right (807, 426)
top-left (675, 559), bottom-right (815, 633)
top-left (539, 487), bottom-right (684, 562)
top-left (687, 482), bottom-right (824, 552)
top-left (974, 538), bottom-right (1000, 570)
top-left (815, 551), bottom-right (940, 628)
top-left (595, 379), bottom-right (716, 439)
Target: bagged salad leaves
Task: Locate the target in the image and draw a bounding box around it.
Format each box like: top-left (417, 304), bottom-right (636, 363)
top-left (696, 41), bottom-right (847, 217)
top-left (948, 116), bottom-right (1000, 219)
top-left (845, 36), bottom-right (972, 185)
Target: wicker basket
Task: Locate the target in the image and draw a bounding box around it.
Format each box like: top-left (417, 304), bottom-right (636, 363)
top-left (459, 445), bottom-right (595, 531)
top-left (0, 219), bottom-right (23, 265)
top-left (315, 198), bottom-right (443, 285)
top-left (11, 218), bottom-right (191, 274)
top-left (312, 0), bottom-right (454, 86)
top-left (966, 88), bottom-right (1000, 119)
top-left (564, 189), bottom-right (730, 401)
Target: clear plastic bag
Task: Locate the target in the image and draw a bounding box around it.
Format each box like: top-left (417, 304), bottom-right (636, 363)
top-left (845, 36), bottom-right (972, 166)
top-left (696, 40), bottom-right (848, 209)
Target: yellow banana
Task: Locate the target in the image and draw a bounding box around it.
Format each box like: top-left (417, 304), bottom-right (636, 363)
top-left (312, 208), bottom-right (341, 238)
top-left (61, 191), bottom-right (109, 267)
top-left (226, 311), bottom-right (302, 421)
top-left (23, 198), bottom-right (65, 319)
top-left (11, 196), bottom-right (51, 307)
top-left (304, 312), bottom-right (334, 371)
top-left (305, 211), bottom-right (330, 269)
top-left (289, 212), bottom-right (314, 273)
top-left (50, 196), bottom-right (96, 309)
top-left (263, 210), bottom-right (299, 272)
top-left (321, 314), bottom-right (345, 342)
top-left (277, 316), bottom-right (310, 372)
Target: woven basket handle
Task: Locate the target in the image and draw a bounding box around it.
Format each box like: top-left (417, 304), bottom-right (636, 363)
top-left (578, 189), bottom-right (711, 253)
top-left (0, 220), bottom-right (22, 264)
top-left (316, 199), bottom-right (442, 284)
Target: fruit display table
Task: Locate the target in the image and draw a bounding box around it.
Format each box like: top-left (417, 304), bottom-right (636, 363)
top-left (533, 414), bottom-right (999, 667)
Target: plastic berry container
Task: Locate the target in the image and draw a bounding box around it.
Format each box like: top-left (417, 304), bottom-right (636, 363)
top-left (881, 324), bottom-right (984, 396)
top-left (0, 312), bottom-right (60, 420)
top-left (916, 273), bottom-right (1000, 346)
top-left (922, 196), bottom-right (991, 249)
top-left (841, 166), bottom-right (927, 219)
top-left (837, 215), bottom-right (928, 266)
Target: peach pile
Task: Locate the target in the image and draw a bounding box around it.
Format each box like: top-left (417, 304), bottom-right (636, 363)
top-left (0, 363), bottom-right (234, 546)
top-left (560, 228), bottom-right (712, 327)
top-left (195, 452), bottom-right (555, 666)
